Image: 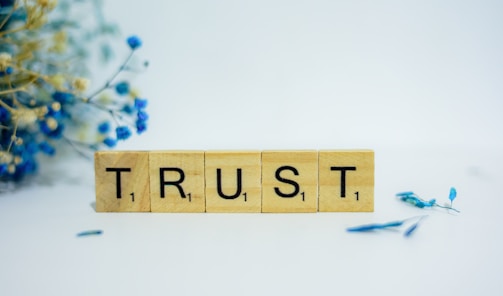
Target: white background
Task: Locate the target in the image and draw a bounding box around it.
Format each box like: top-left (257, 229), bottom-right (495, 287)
top-left (1, 0), bottom-right (503, 295)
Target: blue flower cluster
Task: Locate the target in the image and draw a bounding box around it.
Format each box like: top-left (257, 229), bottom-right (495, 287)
top-left (0, 32), bottom-right (148, 182)
top-left (0, 1), bottom-right (150, 184)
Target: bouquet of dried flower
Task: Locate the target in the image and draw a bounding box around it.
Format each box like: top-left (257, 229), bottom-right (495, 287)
top-left (0, 0), bottom-right (148, 183)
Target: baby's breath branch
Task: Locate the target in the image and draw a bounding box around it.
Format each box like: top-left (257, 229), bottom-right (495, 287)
top-left (87, 50), bottom-right (135, 102)
top-left (62, 136), bottom-right (93, 160)
top-left (6, 120), bottom-right (19, 153)
top-left (0, 99), bottom-right (15, 111)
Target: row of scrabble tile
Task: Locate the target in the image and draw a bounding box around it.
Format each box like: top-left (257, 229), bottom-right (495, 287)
top-left (95, 150), bottom-right (374, 213)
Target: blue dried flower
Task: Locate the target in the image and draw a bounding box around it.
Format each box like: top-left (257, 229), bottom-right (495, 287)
top-left (121, 104), bottom-right (134, 114)
top-left (127, 35), bottom-right (142, 50)
top-left (0, 106), bottom-right (10, 121)
top-left (136, 119), bottom-right (147, 134)
top-left (103, 138), bottom-right (117, 148)
top-left (52, 91), bottom-right (75, 104)
top-left (0, 2), bottom-right (149, 183)
top-left (134, 98), bottom-right (148, 110)
top-left (115, 126), bottom-right (132, 140)
top-left (0, 67), bottom-right (13, 76)
top-left (137, 110), bottom-right (149, 121)
top-left (115, 81), bottom-right (130, 95)
top-left (39, 142), bottom-right (56, 156)
top-left (97, 122), bottom-right (110, 134)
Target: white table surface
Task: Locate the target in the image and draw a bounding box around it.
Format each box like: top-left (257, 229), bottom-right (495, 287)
top-left (1, 0), bottom-right (502, 295)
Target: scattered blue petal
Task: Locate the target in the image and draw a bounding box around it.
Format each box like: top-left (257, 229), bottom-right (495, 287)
top-left (449, 187), bottom-right (457, 203)
top-left (76, 230), bottom-right (103, 237)
top-left (404, 223), bottom-right (419, 237)
top-left (347, 220), bottom-right (404, 232)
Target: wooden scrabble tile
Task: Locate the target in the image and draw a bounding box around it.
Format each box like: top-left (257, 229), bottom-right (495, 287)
top-left (95, 151), bottom-right (150, 212)
top-left (318, 150), bottom-right (374, 212)
top-left (205, 151), bottom-right (261, 213)
top-left (261, 151), bottom-right (318, 213)
top-left (149, 151), bottom-right (205, 212)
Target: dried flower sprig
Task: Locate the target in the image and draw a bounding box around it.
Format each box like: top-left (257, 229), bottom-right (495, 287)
top-left (0, 0), bottom-right (149, 183)
top-left (396, 187), bottom-right (459, 213)
top-left (347, 215), bottom-right (428, 237)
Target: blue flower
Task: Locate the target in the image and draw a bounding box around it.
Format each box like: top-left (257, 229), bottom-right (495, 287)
top-left (39, 120), bottom-right (65, 139)
top-left (39, 141), bottom-right (56, 156)
top-left (103, 138), bottom-right (117, 148)
top-left (136, 119), bottom-right (147, 134)
top-left (115, 81), bottom-right (130, 95)
top-left (127, 35), bottom-right (142, 50)
top-left (137, 110), bottom-right (149, 121)
top-left (134, 98), bottom-right (148, 110)
top-left (97, 121), bottom-right (110, 134)
top-left (115, 126), bottom-right (131, 140)
top-left (0, 106), bottom-right (10, 122)
top-left (52, 91), bottom-right (75, 104)
top-left (0, 164), bottom-right (7, 175)
top-left (0, 67), bottom-right (13, 76)
top-left (121, 104), bottom-right (134, 114)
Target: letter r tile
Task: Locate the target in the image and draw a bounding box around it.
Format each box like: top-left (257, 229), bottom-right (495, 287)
top-left (149, 151), bottom-right (205, 212)
top-left (95, 151), bottom-right (150, 212)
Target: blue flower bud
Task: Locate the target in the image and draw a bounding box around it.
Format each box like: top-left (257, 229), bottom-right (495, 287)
top-left (97, 122), bottom-right (111, 134)
top-left (103, 138), bottom-right (117, 148)
top-left (127, 35), bottom-right (142, 50)
top-left (39, 141), bottom-right (56, 156)
top-left (115, 126), bottom-right (132, 140)
top-left (137, 111), bottom-right (149, 121)
top-left (52, 91), bottom-right (75, 104)
top-left (134, 98), bottom-right (148, 110)
top-left (115, 81), bottom-right (130, 96)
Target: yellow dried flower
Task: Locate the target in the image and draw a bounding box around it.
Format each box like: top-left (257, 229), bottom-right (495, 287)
top-left (37, 0), bottom-right (58, 10)
top-left (11, 108), bottom-right (38, 127)
top-left (45, 117), bottom-right (58, 131)
top-left (0, 52), bottom-right (12, 71)
top-left (0, 152), bottom-right (13, 164)
top-left (51, 102), bottom-right (61, 112)
top-left (48, 74), bottom-right (66, 89)
top-left (73, 78), bottom-right (90, 92)
top-left (14, 156), bottom-right (22, 165)
top-left (51, 31), bottom-right (67, 53)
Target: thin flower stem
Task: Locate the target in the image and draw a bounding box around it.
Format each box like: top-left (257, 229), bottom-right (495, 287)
top-left (6, 120), bottom-right (18, 152)
top-left (88, 50), bottom-right (135, 101)
top-left (0, 1), bottom-right (19, 31)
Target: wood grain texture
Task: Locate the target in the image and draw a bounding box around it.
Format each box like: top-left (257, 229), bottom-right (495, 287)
top-left (95, 151), bottom-right (150, 212)
top-left (149, 151), bottom-right (205, 212)
top-left (318, 150), bottom-right (374, 212)
top-left (261, 151), bottom-right (318, 213)
top-left (205, 151), bottom-right (261, 213)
